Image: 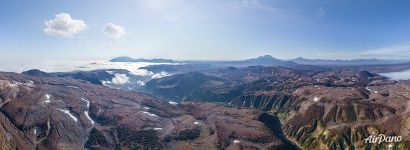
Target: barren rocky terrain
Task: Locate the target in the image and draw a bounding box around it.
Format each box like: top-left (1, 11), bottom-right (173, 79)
top-left (142, 64), bottom-right (410, 149)
top-left (0, 72), bottom-right (296, 150)
top-left (2, 59), bottom-right (410, 149)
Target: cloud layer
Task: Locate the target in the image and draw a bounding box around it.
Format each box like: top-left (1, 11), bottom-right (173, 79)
top-left (43, 13), bottom-right (87, 38)
top-left (103, 23), bottom-right (126, 38)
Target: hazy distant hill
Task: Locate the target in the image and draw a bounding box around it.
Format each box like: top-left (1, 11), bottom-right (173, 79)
top-left (290, 57), bottom-right (408, 65)
top-left (110, 56), bottom-right (177, 63)
top-left (141, 55), bottom-right (297, 74)
top-left (236, 55), bottom-right (297, 67)
top-left (186, 55), bottom-right (296, 67)
top-left (112, 55), bottom-right (295, 67)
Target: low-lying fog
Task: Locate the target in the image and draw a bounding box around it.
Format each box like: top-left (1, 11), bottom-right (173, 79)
top-left (0, 59), bottom-right (171, 76)
top-left (379, 70), bottom-right (410, 80)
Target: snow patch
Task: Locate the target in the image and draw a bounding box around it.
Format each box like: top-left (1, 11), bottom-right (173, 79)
top-left (47, 121), bottom-right (51, 132)
top-left (101, 80), bottom-right (112, 86)
top-left (44, 94), bottom-right (51, 103)
top-left (143, 107), bottom-right (150, 110)
top-left (84, 111), bottom-right (94, 125)
top-left (106, 71), bottom-right (115, 74)
top-left (234, 140), bottom-right (240, 144)
top-left (365, 86), bottom-right (372, 92)
top-left (141, 111), bottom-right (158, 118)
top-left (313, 96), bottom-right (320, 102)
top-left (169, 101), bottom-right (178, 105)
top-left (153, 128), bottom-right (163, 130)
top-left (194, 121), bottom-right (201, 125)
top-left (374, 91), bottom-right (378, 94)
top-left (33, 129), bottom-right (37, 135)
top-left (81, 98), bottom-right (90, 108)
top-left (57, 108), bottom-right (78, 122)
top-left (80, 98), bottom-right (94, 124)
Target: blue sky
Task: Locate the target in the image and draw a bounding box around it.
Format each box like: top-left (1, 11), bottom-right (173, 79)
top-left (1, 0), bottom-right (410, 60)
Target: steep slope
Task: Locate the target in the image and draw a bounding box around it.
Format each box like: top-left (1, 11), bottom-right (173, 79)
top-left (227, 78), bottom-right (410, 149)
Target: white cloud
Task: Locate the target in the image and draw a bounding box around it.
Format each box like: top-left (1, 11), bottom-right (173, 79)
top-left (103, 23), bottom-right (127, 38)
top-left (43, 13), bottom-right (87, 38)
top-left (136, 80), bottom-right (146, 86)
top-left (151, 71), bottom-right (170, 79)
top-left (112, 73), bottom-right (129, 84)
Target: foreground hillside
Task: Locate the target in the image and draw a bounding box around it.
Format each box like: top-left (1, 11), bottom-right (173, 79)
top-left (0, 72), bottom-right (297, 149)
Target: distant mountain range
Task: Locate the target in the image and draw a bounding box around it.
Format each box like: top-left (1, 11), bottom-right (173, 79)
top-left (137, 55), bottom-right (297, 74)
top-left (110, 56), bottom-right (177, 63)
top-left (289, 57), bottom-right (409, 65)
top-left (111, 55), bottom-right (409, 67)
top-left (112, 55), bottom-right (295, 66)
top-left (240, 55), bottom-right (296, 67)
